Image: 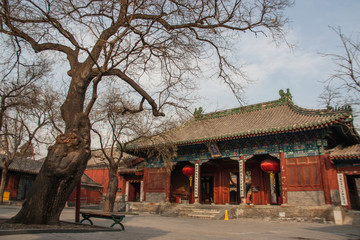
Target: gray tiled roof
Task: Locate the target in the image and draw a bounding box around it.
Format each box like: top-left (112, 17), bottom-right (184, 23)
top-left (81, 173), bottom-right (102, 188)
top-left (7, 158), bottom-right (44, 174)
top-left (129, 94), bottom-right (354, 149)
top-left (329, 144), bottom-right (360, 160)
top-left (87, 149), bottom-right (138, 168)
top-left (3, 157), bottom-right (102, 188)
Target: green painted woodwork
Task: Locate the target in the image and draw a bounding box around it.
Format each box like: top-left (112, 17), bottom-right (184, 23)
top-left (145, 130), bottom-right (327, 168)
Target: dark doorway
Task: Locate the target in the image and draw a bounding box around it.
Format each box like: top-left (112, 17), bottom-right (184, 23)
top-left (347, 175), bottom-right (360, 210)
top-left (201, 176), bottom-right (213, 204)
top-left (170, 162), bottom-right (191, 203)
top-left (229, 172), bottom-right (238, 204)
top-left (245, 154), bottom-right (280, 205)
top-left (128, 182), bottom-right (141, 202)
top-left (17, 175), bottom-right (35, 200)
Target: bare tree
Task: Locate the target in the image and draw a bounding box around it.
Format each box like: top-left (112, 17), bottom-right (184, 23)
top-left (0, 36), bottom-right (54, 203)
top-left (0, 0), bottom-right (292, 224)
top-left (318, 84), bottom-right (342, 109)
top-left (91, 89), bottom-right (178, 212)
top-left (0, 84), bottom-right (57, 204)
top-left (0, 37), bottom-right (50, 132)
top-left (320, 27), bottom-right (360, 112)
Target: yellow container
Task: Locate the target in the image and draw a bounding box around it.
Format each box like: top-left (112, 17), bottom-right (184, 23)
top-left (224, 210), bottom-right (229, 220)
top-left (3, 191), bottom-right (10, 201)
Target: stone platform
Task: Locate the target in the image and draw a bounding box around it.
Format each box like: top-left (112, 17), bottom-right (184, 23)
top-left (121, 202), bottom-right (360, 225)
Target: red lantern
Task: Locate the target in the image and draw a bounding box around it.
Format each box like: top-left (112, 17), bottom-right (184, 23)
top-left (260, 159), bottom-right (280, 173)
top-left (182, 165), bottom-right (195, 176)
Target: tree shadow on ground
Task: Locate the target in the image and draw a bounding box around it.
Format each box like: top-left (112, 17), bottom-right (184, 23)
top-left (37, 225), bottom-right (169, 240)
top-left (0, 224), bottom-right (169, 240)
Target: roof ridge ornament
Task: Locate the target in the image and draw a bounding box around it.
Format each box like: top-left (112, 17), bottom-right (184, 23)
top-left (327, 105), bottom-right (352, 112)
top-left (279, 88), bottom-right (292, 102)
top-left (193, 107), bottom-right (203, 119)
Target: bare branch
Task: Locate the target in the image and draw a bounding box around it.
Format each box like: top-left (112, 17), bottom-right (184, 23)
top-left (321, 26), bottom-right (360, 108)
top-left (104, 69), bottom-right (165, 116)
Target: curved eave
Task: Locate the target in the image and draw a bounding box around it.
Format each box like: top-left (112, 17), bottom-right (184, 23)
top-left (8, 169), bottom-right (39, 175)
top-left (127, 119), bottom-right (346, 152)
top-left (193, 98), bottom-right (352, 121)
top-left (175, 122), bottom-right (330, 146)
top-left (119, 169), bottom-right (144, 175)
top-left (178, 115), bottom-right (353, 146)
top-left (331, 155), bottom-right (360, 160)
top-left (82, 183), bottom-right (103, 188)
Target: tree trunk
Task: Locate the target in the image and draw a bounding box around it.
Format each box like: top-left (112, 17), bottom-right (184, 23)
top-left (8, 76), bottom-right (91, 225)
top-left (103, 166), bottom-right (118, 212)
top-left (0, 166), bottom-right (8, 204)
top-left (8, 113), bottom-right (90, 224)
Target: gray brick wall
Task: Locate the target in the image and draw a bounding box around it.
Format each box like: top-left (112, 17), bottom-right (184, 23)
top-left (146, 192), bottom-right (166, 202)
top-left (287, 191), bottom-right (325, 205)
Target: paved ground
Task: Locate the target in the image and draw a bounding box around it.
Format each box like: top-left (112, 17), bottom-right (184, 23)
top-left (1, 205), bottom-right (360, 240)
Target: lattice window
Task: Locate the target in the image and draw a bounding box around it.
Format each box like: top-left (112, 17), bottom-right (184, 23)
top-left (147, 172), bottom-right (167, 191)
top-left (286, 156), bottom-right (321, 190)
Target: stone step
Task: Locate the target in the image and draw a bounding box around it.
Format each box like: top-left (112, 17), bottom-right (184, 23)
top-left (175, 206), bottom-right (222, 219)
top-left (191, 209), bottom-right (220, 213)
top-left (178, 206), bottom-right (223, 211)
top-left (177, 209), bottom-right (220, 214)
top-left (352, 211), bottom-right (360, 225)
top-left (341, 210), bottom-right (360, 225)
top-left (128, 207), bottom-right (139, 211)
top-left (187, 213), bottom-right (217, 219)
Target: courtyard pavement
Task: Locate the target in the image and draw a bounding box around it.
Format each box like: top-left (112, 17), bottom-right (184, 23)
top-left (1, 205), bottom-right (360, 240)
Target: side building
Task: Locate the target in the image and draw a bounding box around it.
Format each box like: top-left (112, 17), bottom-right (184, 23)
top-left (125, 90), bottom-right (360, 210)
top-left (0, 158), bottom-right (103, 205)
top-left (85, 149), bottom-right (145, 204)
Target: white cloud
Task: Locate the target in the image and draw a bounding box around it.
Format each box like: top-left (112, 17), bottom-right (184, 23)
top-left (195, 30), bottom-right (333, 112)
top-left (194, 0), bottom-right (360, 114)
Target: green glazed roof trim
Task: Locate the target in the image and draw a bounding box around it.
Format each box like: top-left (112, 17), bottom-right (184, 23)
top-left (193, 99), bottom-right (286, 121)
top-left (192, 90), bottom-right (351, 122)
top-left (172, 118), bottom-right (344, 146)
top-left (127, 89), bottom-right (354, 150)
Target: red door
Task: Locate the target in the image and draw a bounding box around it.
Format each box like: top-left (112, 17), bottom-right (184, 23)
top-left (251, 168), bottom-right (270, 205)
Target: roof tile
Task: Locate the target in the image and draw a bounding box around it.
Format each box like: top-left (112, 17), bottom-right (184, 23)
top-left (329, 144), bottom-right (360, 160)
top-left (130, 95), bottom-right (353, 148)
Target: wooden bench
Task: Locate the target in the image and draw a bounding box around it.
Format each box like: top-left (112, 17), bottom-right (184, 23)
top-left (80, 211), bottom-right (125, 230)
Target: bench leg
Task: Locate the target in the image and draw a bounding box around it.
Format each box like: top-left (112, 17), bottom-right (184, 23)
top-left (80, 214), bottom-right (93, 225)
top-left (110, 216), bottom-right (125, 230)
top-left (110, 222), bottom-right (125, 230)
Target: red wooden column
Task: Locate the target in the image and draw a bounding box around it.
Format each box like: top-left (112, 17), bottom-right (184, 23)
top-left (194, 160), bottom-right (200, 203)
top-left (165, 167), bottom-right (171, 202)
top-left (222, 168), bottom-right (230, 204)
top-left (142, 168), bottom-right (148, 202)
top-left (319, 154), bottom-right (332, 204)
top-left (279, 151), bottom-right (288, 204)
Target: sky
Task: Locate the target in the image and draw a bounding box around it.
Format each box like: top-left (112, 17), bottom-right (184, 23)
top-left (25, 0), bottom-right (360, 157)
top-left (196, 0), bottom-right (360, 114)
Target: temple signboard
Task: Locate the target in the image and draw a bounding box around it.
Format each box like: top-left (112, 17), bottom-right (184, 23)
top-left (239, 159), bottom-right (245, 198)
top-left (337, 173), bottom-right (348, 206)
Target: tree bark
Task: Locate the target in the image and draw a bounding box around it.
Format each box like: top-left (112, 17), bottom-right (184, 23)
top-left (8, 114), bottom-right (90, 224)
top-left (103, 166), bottom-right (118, 212)
top-left (8, 75), bottom-right (91, 225)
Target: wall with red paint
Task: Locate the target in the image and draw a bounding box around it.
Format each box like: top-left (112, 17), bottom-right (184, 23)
top-left (68, 188), bottom-right (102, 205)
top-left (85, 168), bottom-right (125, 194)
top-left (2, 174), bottom-right (20, 200)
top-left (143, 168), bottom-right (170, 202)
